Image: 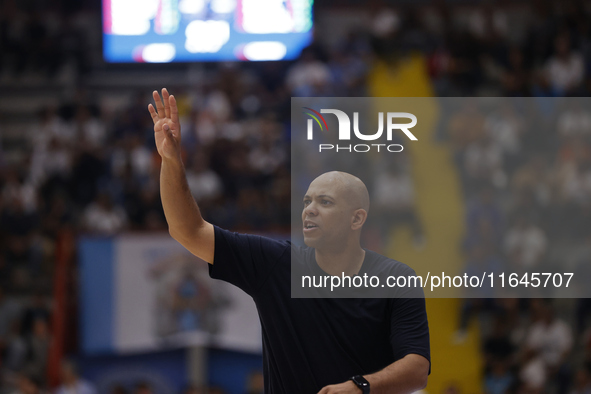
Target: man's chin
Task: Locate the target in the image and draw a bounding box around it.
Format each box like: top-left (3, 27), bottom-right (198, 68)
top-left (303, 236), bottom-right (319, 248)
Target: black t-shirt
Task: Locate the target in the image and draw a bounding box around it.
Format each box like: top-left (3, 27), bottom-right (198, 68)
top-left (209, 226), bottom-right (430, 394)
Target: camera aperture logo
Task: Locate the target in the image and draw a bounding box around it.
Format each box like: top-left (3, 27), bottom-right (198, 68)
top-left (303, 108), bottom-right (417, 153)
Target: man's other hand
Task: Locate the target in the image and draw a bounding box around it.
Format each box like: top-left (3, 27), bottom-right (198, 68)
top-left (318, 381), bottom-right (361, 394)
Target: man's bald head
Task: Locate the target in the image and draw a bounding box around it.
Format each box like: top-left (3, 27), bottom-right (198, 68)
top-left (302, 171), bottom-right (370, 249)
top-left (309, 171), bottom-right (370, 213)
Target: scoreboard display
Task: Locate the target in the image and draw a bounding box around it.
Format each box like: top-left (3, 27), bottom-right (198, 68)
top-left (103, 0), bottom-right (313, 63)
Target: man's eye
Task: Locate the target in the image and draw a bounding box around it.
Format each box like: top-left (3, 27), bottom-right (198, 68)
top-left (303, 200), bottom-right (310, 206)
top-left (321, 200), bottom-right (331, 205)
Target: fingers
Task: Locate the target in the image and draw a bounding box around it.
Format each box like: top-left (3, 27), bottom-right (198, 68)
top-left (148, 104), bottom-right (159, 125)
top-left (151, 89), bottom-right (177, 132)
top-left (169, 95), bottom-right (179, 125)
top-left (162, 88), bottom-right (171, 119)
top-left (153, 90), bottom-right (165, 119)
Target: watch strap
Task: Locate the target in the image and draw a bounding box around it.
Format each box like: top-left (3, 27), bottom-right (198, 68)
top-left (350, 375), bottom-right (370, 394)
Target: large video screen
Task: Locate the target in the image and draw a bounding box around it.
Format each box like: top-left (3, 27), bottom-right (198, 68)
top-left (103, 0), bottom-right (313, 63)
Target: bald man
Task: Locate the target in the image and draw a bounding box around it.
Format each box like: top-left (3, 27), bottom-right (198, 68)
top-left (149, 89), bottom-right (430, 394)
top-left (301, 171), bottom-right (370, 275)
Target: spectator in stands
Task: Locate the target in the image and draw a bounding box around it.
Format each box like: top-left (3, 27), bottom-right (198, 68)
top-left (328, 46), bottom-right (368, 96)
top-left (0, 183), bottom-right (40, 243)
top-left (551, 138), bottom-right (591, 240)
top-left (186, 154), bottom-right (223, 206)
top-left (73, 106), bottom-right (107, 149)
top-left (511, 154), bottom-right (552, 209)
top-left (498, 298), bottom-right (530, 352)
top-left (484, 360), bottom-right (514, 394)
top-left (519, 349), bottom-right (547, 394)
top-left (0, 286), bottom-right (21, 350)
top-left (30, 107), bottom-right (74, 152)
top-left (372, 158), bottom-right (426, 250)
top-left (23, 317), bottom-right (50, 385)
top-left (484, 101), bottom-right (525, 173)
top-left (245, 370), bottom-right (264, 394)
top-left (524, 300), bottom-right (573, 393)
top-left (447, 101), bottom-right (486, 188)
top-left (233, 188), bottom-right (268, 231)
top-left (3, 319), bottom-right (27, 372)
top-left (58, 14), bottom-right (90, 77)
top-left (82, 192), bottom-right (127, 235)
top-left (446, 30), bottom-right (484, 95)
top-left (67, 141), bottom-right (108, 207)
top-left (181, 384), bottom-right (204, 394)
top-left (454, 244), bottom-right (502, 342)
top-left (2, 170), bottom-right (37, 214)
top-left (570, 364), bottom-right (591, 394)
top-left (247, 118), bottom-right (286, 177)
top-left (557, 100), bottom-right (591, 138)
top-left (556, 135), bottom-right (591, 175)
top-left (40, 193), bottom-right (73, 242)
top-left (9, 373), bottom-right (44, 394)
top-left (465, 186), bottom-right (504, 249)
top-left (483, 316), bottom-right (516, 368)
top-left (286, 47), bottom-right (332, 96)
top-left (21, 292), bottom-right (50, 337)
top-left (29, 137), bottom-right (72, 199)
top-left (56, 360), bottom-right (96, 394)
top-left (503, 214), bottom-right (547, 271)
top-left (542, 33), bottom-right (585, 96)
top-left (130, 186), bottom-right (167, 231)
top-left (133, 382), bottom-right (152, 394)
top-left (127, 135), bottom-right (155, 184)
top-left (574, 235), bottom-right (591, 335)
top-left (500, 46), bottom-right (531, 96)
top-left (110, 385), bottom-right (128, 394)
top-left (463, 215), bottom-right (502, 255)
top-left (463, 135), bottom-right (506, 192)
top-left (0, 194), bottom-right (42, 288)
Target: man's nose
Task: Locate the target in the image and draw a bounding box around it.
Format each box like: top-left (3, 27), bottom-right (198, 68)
top-left (304, 204), bottom-right (318, 216)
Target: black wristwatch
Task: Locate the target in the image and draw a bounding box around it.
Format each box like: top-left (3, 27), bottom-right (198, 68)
top-left (350, 375), bottom-right (370, 394)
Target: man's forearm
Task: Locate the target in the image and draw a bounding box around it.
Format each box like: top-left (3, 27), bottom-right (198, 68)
top-left (160, 157), bottom-right (208, 244)
top-left (364, 354), bottom-right (429, 394)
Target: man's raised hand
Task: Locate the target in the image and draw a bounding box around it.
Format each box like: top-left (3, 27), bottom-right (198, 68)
top-left (148, 88), bottom-right (181, 161)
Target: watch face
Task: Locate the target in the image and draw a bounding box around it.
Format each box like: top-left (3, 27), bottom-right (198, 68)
top-left (352, 375), bottom-right (369, 387)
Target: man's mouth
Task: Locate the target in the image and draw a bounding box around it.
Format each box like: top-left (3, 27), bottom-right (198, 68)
top-left (304, 221), bottom-right (319, 230)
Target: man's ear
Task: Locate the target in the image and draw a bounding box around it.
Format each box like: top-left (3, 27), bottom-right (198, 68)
top-left (351, 209), bottom-right (368, 231)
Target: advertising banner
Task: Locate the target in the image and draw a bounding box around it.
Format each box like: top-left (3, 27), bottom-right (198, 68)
top-left (79, 234), bottom-right (261, 354)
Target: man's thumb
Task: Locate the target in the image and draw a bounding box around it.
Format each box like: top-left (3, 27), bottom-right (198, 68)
top-left (163, 123), bottom-right (173, 138)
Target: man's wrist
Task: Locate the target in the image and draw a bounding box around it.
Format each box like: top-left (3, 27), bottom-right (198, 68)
top-left (350, 375), bottom-right (370, 394)
top-left (161, 155), bottom-right (184, 169)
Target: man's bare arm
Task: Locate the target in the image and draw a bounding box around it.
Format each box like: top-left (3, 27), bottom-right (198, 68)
top-left (318, 354), bottom-right (429, 394)
top-left (148, 88), bottom-right (214, 264)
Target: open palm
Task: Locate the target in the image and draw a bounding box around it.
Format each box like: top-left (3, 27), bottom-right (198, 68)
top-left (148, 88), bottom-right (181, 160)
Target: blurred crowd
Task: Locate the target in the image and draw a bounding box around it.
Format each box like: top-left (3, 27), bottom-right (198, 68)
top-left (450, 95), bottom-right (591, 393)
top-left (1, 0), bottom-right (591, 393)
top-left (0, 357), bottom-right (262, 394)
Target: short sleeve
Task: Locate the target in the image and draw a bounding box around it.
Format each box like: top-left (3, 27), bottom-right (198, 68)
top-left (389, 296), bottom-right (431, 373)
top-left (209, 226), bottom-right (290, 296)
